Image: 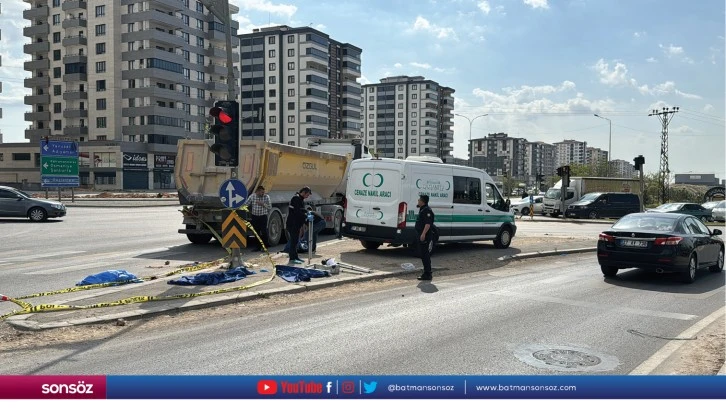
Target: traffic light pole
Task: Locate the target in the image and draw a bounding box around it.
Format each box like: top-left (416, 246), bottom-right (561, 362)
top-left (199, 1), bottom-right (237, 101)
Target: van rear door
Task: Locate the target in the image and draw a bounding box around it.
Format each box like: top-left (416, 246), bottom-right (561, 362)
top-left (409, 164), bottom-right (453, 239)
top-left (346, 160), bottom-right (400, 231)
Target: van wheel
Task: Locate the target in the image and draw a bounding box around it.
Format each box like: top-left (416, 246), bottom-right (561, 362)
top-left (493, 226), bottom-right (512, 249)
top-left (333, 210), bottom-right (344, 237)
top-left (267, 211), bottom-right (283, 247)
top-left (600, 265), bottom-right (618, 277)
top-left (588, 211), bottom-right (599, 219)
top-left (361, 240), bottom-right (381, 250)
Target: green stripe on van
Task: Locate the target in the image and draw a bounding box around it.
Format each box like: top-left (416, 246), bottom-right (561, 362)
top-left (406, 214), bottom-right (514, 223)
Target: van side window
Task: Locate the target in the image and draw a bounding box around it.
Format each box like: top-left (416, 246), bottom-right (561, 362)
top-left (485, 183), bottom-right (506, 211)
top-left (453, 176), bottom-right (481, 205)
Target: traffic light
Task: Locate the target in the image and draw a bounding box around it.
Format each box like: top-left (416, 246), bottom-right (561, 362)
top-left (633, 155), bottom-right (645, 171)
top-left (564, 165), bottom-right (571, 187)
top-left (209, 100), bottom-right (239, 166)
top-left (556, 166), bottom-right (564, 177)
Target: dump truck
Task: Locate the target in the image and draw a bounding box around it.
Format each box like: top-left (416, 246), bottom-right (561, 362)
top-left (175, 138), bottom-right (368, 246)
top-left (542, 176), bottom-right (642, 217)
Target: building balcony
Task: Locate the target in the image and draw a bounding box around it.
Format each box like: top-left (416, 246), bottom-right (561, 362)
top-left (122, 29), bottom-right (188, 48)
top-left (24, 41), bottom-right (50, 54)
top-left (122, 125), bottom-right (189, 138)
top-left (25, 111), bottom-right (51, 122)
top-left (122, 105), bottom-right (189, 119)
top-left (206, 81), bottom-right (227, 92)
top-left (62, 1), bottom-right (88, 12)
top-left (24, 58), bottom-right (50, 71)
top-left (207, 29), bottom-right (227, 42)
top-left (26, 126), bottom-right (51, 139)
top-left (63, 89), bottom-right (89, 100)
top-left (24, 76), bottom-right (50, 88)
top-left (62, 17), bottom-right (87, 29)
top-left (24, 94), bottom-right (51, 105)
top-left (62, 35), bottom-right (87, 47)
top-left (23, 23), bottom-right (50, 37)
top-left (152, 0), bottom-right (186, 11)
top-left (63, 108), bottom-right (89, 119)
top-left (122, 9), bottom-right (182, 29)
top-left (205, 63), bottom-right (229, 76)
top-left (62, 54), bottom-right (87, 64)
top-left (23, 5), bottom-right (49, 20)
top-left (64, 125), bottom-right (89, 136)
top-left (122, 86), bottom-right (184, 100)
top-left (207, 45), bottom-right (227, 59)
top-left (63, 72), bottom-right (87, 82)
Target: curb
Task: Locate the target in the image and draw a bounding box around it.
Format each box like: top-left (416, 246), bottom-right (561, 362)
top-left (497, 247), bottom-right (597, 261)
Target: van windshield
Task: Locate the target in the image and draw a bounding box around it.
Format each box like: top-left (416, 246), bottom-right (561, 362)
top-left (545, 188), bottom-right (560, 199)
top-left (576, 193), bottom-right (601, 204)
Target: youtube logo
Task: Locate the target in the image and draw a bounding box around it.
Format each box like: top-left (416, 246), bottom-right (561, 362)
top-left (257, 380), bottom-right (278, 395)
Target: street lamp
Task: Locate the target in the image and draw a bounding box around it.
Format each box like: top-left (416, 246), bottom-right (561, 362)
top-left (593, 114), bottom-right (612, 177)
top-left (454, 113), bottom-right (488, 167)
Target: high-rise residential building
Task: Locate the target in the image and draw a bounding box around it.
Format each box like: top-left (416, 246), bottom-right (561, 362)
top-left (471, 133), bottom-right (527, 179)
top-left (237, 25), bottom-right (362, 147)
top-left (362, 76), bottom-right (454, 160)
top-left (1, 0), bottom-right (3, 128)
top-left (610, 159), bottom-right (636, 178)
top-left (554, 139), bottom-right (588, 167)
top-left (524, 141), bottom-right (556, 186)
top-left (21, 0), bottom-right (240, 190)
top-left (585, 146), bottom-right (609, 166)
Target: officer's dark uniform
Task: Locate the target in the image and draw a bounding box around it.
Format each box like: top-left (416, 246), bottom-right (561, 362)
top-left (415, 199), bottom-right (435, 280)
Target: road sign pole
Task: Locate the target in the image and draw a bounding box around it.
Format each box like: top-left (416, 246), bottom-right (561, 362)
top-left (308, 217), bottom-right (313, 265)
top-left (231, 248), bottom-right (242, 268)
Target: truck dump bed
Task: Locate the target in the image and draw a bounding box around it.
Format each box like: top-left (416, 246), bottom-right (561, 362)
top-left (175, 139), bottom-right (350, 207)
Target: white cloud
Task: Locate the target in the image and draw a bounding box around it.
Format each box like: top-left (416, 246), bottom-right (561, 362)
top-left (393, 63), bottom-right (403, 68)
top-left (358, 75), bottom-right (372, 85)
top-left (410, 62), bottom-right (432, 69)
top-left (410, 16), bottom-right (458, 40)
top-left (523, 0), bottom-right (550, 9)
top-left (681, 56), bottom-right (695, 64)
top-left (234, 0), bottom-right (297, 19)
top-left (314, 24), bottom-right (327, 31)
top-left (633, 31), bottom-right (646, 38)
top-left (673, 125), bottom-right (697, 134)
top-left (478, 1), bottom-right (491, 14)
top-left (592, 59), bottom-right (630, 86)
top-left (495, 5), bottom-right (507, 16)
top-left (646, 57), bottom-right (658, 63)
top-left (593, 59), bottom-right (702, 100)
top-left (659, 43), bottom-right (684, 57)
top-left (704, 104), bottom-right (714, 113)
top-left (674, 89), bottom-right (703, 99)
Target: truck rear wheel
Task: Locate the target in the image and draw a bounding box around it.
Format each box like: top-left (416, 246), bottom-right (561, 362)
top-left (186, 230), bottom-right (213, 245)
top-left (332, 210), bottom-right (344, 237)
top-left (361, 240), bottom-right (381, 250)
top-left (267, 211), bottom-right (283, 246)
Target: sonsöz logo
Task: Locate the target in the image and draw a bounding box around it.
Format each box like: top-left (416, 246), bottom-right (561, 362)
top-left (41, 381), bottom-right (94, 395)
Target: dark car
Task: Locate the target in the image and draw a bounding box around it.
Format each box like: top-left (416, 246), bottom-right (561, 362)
top-left (646, 202), bottom-right (712, 222)
top-left (597, 213), bottom-right (723, 283)
top-left (566, 192), bottom-right (641, 219)
top-left (0, 185), bottom-right (67, 221)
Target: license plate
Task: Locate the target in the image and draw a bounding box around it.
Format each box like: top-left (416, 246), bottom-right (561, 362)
top-left (620, 239), bottom-right (648, 248)
top-left (351, 226), bottom-right (366, 232)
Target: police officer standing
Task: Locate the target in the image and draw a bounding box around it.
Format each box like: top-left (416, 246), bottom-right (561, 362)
top-left (415, 194), bottom-right (435, 281)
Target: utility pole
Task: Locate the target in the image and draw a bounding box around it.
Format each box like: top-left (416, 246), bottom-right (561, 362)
top-left (200, 0), bottom-right (237, 101)
top-left (648, 107), bottom-right (679, 204)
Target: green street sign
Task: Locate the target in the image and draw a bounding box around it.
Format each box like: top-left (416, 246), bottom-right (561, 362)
top-left (41, 156), bottom-right (79, 176)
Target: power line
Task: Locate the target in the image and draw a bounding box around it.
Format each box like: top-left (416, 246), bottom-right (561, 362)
top-left (648, 106), bottom-right (679, 204)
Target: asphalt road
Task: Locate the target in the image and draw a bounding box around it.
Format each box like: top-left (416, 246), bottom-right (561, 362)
top-left (1, 254), bottom-right (722, 375)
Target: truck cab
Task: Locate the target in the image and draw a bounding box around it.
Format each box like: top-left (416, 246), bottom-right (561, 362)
top-left (542, 181), bottom-right (577, 217)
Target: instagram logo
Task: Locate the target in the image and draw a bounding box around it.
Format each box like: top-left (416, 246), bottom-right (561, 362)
top-left (341, 381), bottom-right (355, 394)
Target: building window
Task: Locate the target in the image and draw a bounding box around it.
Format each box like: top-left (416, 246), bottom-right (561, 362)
top-left (95, 24), bottom-right (106, 36)
top-left (97, 135), bottom-right (107, 141)
top-left (288, 115), bottom-right (295, 123)
top-left (397, 130), bottom-right (403, 135)
top-left (54, 85), bottom-right (62, 95)
top-left (398, 94), bottom-right (403, 100)
top-left (96, 43), bottom-right (106, 54)
top-left (95, 5), bottom-right (105, 17)
top-left (287, 62), bottom-right (295, 70)
top-left (412, 85), bottom-right (417, 90)
top-left (412, 94), bottom-right (417, 99)
top-left (398, 112), bottom-right (403, 118)
top-left (269, 63), bottom-right (276, 71)
top-left (269, 90), bottom-right (276, 97)
top-left (398, 121), bottom-right (403, 126)
top-left (53, 67), bottom-right (61, 78)
top-left (368, 122), bottom-right (374, 127)
top-left (196, 1), bottom-right (204, 12)
top-left (52, 14), bottom-right (60, 25)
top-left (54, 120), bottom-right (62, 131)
top-left (412, 103), bottom-right (417, 108)
top-left (267, 76), bottom-right (276, 85)
top-left (269, 103), bottom-right (276, 110)
top-left (398, 148), bottom-right (404, 153)
top-left (288, 102), bottom-right (295, 110)
top-left (288, 129), bottom-right (295, 136)
top-left (411, 112), bottom-right (417, 118)
top-left (96, 61), bottom-right (106, 73)
top-left (53, 50), bottom-right (61, 61)
top-left (268, 50), bottom-right (276, 58)
top-left (287, 35), bottom-right (294, 43)
top-left (369, 105), bottom-right (374, 110)
top-left (270, 129), bottom-right (277, 137)
top-left (196, 36), bottom-right (204, 47)
top-left (269, 116), bottom-right (276, 123)
top-left (287, 49), bottom-right (295, 57)
top-left (12, 153), bottom-right (31, 161)
top-left (398, 103), bottom-right (403, 109)
top-left (197, 54), bottom-right (204, 65)
top-left (368, 132), bottom-right (374, 137)
top-left (54, 103), bottom-right (62, 113)
top-left (368, 114), bottom-right (374, 119)
top-left (97, 98), bottom-right (107, 110)
top-left (287, 75), bottom-right (295, 84)
top-left (52, 0), bottom-right (60, 6)
top-left (96, 80), bottom-right (106, 91)
top-left (268, 36), bottom-right (275, 44)
top-left (53, 32), bottom-right (61, 43)
top-left (411, 148), bottom-right (417, 153)
top-left (288, 89), bottom-right (295, 97)
top-left (398, 85), bottom-right (403, 90)
top-left (411, 130), bottom-right (417, 135)
top-left (97, 117), bottom-right (107, 128)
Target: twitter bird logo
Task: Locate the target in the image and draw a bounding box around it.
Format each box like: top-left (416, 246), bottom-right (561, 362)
top-left (363, 381), bottom-right (377, 394)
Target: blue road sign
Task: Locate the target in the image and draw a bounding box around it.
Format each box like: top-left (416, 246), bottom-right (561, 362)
top-left (40, 140), bottom-right (79, 188)
top-left (219, 179), bottom-right (248, 209)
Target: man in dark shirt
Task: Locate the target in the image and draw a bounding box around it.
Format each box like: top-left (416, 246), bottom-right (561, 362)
top-left (286, 186), bottom-right (312, 264)
top-left (415, 194), bottom-right (435, 281)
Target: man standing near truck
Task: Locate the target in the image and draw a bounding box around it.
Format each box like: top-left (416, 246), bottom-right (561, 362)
top-left (286, 186), bottom-right (312, 264)
top-left (244, 185), bottom-right (272, 252)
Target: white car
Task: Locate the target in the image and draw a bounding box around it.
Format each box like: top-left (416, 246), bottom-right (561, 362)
top-left (711, 200), bottom-right (726, 222)
top-left (510, 195), bottom-right (544, 216)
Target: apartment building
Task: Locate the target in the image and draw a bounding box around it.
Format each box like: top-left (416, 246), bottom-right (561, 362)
top-left (610, 159), bottom-right (636, 178)
top-left (362, 76), bottom-right (454, 160)
top-left (524, 141), bottom-right (556, 186)
top-left (1, 0), bottom-right (3, 134)
top-left (554, 139), bottom-right (588, 167)
top-left (471, 133), bottom-right (527, 179)
top-left (237, 25), bottom-right (362, 146)
top-left (585, 146), bottom-right (609, 166)
top-left (20, 0), bottom-right (240, 190)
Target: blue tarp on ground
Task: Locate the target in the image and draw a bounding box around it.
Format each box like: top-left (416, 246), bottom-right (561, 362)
top-left (167, 266), bottom-right (255, 286)
top-left (275, 265), bottom-right (330, 283)
top-left (77, 270), bottom-right (142, 286)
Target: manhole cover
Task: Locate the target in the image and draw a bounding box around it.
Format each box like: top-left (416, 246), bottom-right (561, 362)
top-left (515, 344), bottom-right (619, 372)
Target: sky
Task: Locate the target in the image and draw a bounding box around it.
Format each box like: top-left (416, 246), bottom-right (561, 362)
top-left (1, 0), bottom-right (724, 179)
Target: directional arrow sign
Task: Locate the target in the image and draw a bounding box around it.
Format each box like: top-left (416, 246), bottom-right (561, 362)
top-left (221, 211), bottom-right (248, 249)
top-left (219, 179), bottom-right (248, 209)
top-left (40, 140), bottom-right (79, 188)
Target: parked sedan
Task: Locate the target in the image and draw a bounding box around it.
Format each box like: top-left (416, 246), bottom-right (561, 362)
top-left (510, 195), bottom-right (544, 216)
top-left (646, 202), bottom-right (713, 222)
top-left (597, 212), bottom-right (724, 283)
top-left (0, 185), bottom-right (66, 221)
top-left (712, 200), bottom-right (726, 222)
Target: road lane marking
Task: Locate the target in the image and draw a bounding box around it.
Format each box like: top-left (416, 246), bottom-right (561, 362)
top-left (488, 289), bottom-right (698, 321)
top-left (629, 306), bottom-right (725, 374)
top-left (23, 261), bottom-right (110, 275)
top-left (2, 250), bottom-right (86, 262)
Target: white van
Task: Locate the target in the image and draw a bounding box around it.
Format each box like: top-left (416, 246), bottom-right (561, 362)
top-left (342, 157), bottom-right (516, 253)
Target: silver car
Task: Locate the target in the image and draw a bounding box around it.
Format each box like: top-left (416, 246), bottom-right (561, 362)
top-left (0, 186), bottom-right (67, 221)
top-left (711, 200), bottom-right (726, 222)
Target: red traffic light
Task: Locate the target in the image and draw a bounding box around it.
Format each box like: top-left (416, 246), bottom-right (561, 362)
top-left (209, 107), bottom-right (233, 124)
